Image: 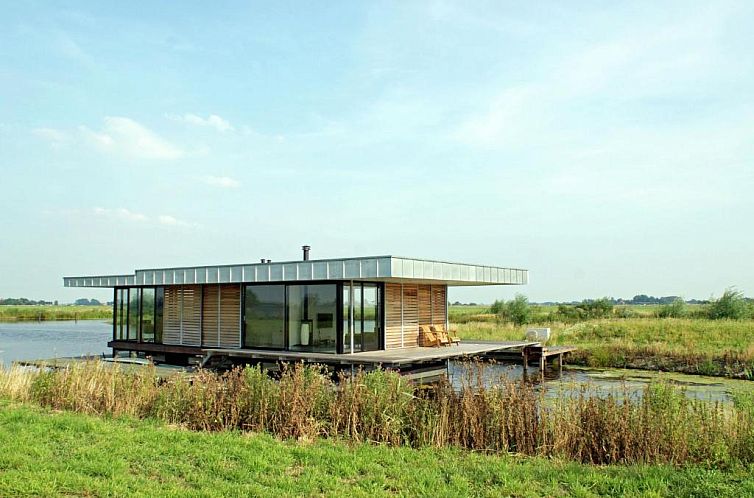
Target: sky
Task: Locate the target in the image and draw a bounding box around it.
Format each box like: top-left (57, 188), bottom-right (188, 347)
top-left (1, 1), bottom-right (753, 304)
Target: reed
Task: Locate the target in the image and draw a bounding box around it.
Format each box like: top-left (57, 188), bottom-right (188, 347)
top-left (1, 361), bottom-right (752, 466)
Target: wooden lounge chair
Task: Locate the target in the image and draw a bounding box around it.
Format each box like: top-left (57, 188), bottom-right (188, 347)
top-left (432, 324), bottom-right (460, 345)
top-left (423, 324), bottom-right (450, 347)
top-left (419, 325), bottom-right (442, 347)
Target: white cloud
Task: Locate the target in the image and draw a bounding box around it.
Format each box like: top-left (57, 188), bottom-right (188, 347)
top-left (79, 117), bottom-right (184, 160)
top-left (167, 113), bottom-right (234, 132)
top-left (201, 175), bottom-right (241, 188)
top-left (92, 207), bottom-right (195, 228)
top-left (33, 127), bottom-right (68, 143)
top-left (93, 207), bottom-right (148, 222)
top-left (158, 214), bottom-right (193, 227)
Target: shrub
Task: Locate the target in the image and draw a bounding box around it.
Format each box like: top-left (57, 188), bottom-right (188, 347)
top-left (489, 300), bottom-right (504, 315)
top-left (496, 294), bottom-right (531, 326)
top-left (657, 298), bottom-right (687, 318)
top-left (708, 289), bottom-right (749, 320)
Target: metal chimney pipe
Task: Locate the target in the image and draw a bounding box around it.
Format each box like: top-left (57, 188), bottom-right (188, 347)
top-left (302, 245), bottom-right (311, 261)
top-left (260, 258), bottom-right (266, 263)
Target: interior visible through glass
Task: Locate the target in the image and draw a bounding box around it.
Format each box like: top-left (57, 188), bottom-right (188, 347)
top-left (244, 285), bottom-right (285, 348)
top-left (288, 284), bottom-right (337, 353)
top-left (140, 288), bottom-right (155, 342)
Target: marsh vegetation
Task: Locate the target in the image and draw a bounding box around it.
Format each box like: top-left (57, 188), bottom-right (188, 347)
top-left (452, 292), bottom-right (754, 379)
top-left (0, 305), bottom-right (111, 322)
top-left (2, 361), bottom-right (754, 467)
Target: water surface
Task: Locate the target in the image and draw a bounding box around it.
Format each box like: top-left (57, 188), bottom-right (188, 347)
top-left (0, 320), bottom-right (111, 367)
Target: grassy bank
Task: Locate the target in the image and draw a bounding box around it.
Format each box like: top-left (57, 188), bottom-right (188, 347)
top-left (1, 400), bottom-right (753, 497)
top-left (2, 362), bottom-right (754, 467)
top-left (453, 314), bottom-right (754, 379)
top-left (0, 305), bottom-right (111, 322)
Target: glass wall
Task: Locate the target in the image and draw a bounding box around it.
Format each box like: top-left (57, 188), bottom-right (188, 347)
top-left (115, 288), bottom-right (127, 340)
top-left (128, 288), bottom-right (140, 341)
top-left (112, 287), bottom-right (163, 343)
top-left (287, 284), bottom-right (337, 353)
top-left (141, 288), bottom-right (155, 343)
top-left (244, 285), bottom-right (285, 348)
top-left (362, 284), bottom-right (380, 351)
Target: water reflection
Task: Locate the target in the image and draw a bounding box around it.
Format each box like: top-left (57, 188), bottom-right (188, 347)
top-left (448, 360), bottom-right (737, 403)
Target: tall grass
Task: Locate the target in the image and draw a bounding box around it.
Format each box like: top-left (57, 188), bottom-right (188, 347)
top-left (1, 361), bottom-right (752, 466)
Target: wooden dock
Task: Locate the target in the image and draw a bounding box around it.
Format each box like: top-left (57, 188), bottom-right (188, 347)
top-left (202, 341), bottom-right (539, 370)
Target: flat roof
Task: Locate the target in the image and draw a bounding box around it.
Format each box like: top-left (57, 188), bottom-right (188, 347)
top-left (63, 255), bottom-right (528, 288)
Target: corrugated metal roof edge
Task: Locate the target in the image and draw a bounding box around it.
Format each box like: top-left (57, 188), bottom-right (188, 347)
top-left (63, 255), bottom-right (528, 280)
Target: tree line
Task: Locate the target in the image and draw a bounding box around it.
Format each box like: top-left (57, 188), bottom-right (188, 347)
top-left (490, 289), bottom-right (753, 325)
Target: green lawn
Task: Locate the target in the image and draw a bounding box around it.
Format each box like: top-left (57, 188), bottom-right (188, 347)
top-left (1, 400), bottom-right (753, 497)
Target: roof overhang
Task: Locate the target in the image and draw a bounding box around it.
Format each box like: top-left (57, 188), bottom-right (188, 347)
top-left (63, 256), bottom-right (528, 288)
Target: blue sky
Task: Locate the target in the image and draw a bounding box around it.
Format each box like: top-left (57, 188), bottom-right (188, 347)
top-left (1, 1), bottom-right (753, 304)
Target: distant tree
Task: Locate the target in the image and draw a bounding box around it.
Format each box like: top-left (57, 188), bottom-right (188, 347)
top-left (89, 298), bottom-right (101, 306)
top-left (54, 300), bottom-right (59, 306)
top-left (74, 298), bottom-right (91, 306)
top-left (708, 289), bottom-right (749, 320)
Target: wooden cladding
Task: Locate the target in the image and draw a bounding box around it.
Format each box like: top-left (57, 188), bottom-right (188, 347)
top-left (384, 283), bottom-right (447, 349)
top-left (163, 286), bottom-right (181, 345)
top-left (162, 285), bottom-right (202, 347)
top-left (402, 285), bottom-right (419, 348)
top-left (385, 283), bottom-right (403, 349)
top-left (431, 285), bottom-right (447, 325)
top-left (202, 285), bottom-right (241, 348)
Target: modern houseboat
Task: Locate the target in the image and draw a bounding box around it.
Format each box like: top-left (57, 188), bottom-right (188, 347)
top-left (63, 247), bottom-right (529, 369)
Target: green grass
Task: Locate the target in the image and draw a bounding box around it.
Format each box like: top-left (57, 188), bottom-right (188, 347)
top-left (1, 400), bottom-right (753, 497)
top-left (0, 305), bottom-right (111, 322)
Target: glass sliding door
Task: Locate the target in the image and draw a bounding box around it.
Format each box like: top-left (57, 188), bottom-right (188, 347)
top-left (288, 284), bottom-right (337, 353)
top-left (352, 285), bottom-right (363, 352)
top-left (342, 283), bottom-right (382, 353)
top-left (362, 284), bottom-right (379, 351)
top-left (244, 285), bottom-right (285, 348)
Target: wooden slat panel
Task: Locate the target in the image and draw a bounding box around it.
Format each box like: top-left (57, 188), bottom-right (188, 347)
top-left (402, 284), bottom-right (419, 347)
top-left (219, 284), bottom-right (241, 348)
top-left (385, 283), bottom-right (403, 349)
top-left (432, 285), bottom-right (447, 325)
top-left (418, 285), bottom-right (431, 326)
top-left (163, 286), bottom-right (181, 345)
top-left (182, 285), bottom-right (202, 346)
top-left (202, 285), bottom-right (219, 347)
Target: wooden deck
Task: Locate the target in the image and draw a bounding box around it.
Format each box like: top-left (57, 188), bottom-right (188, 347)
top-left (203, 341), bottom-right (538, 368)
